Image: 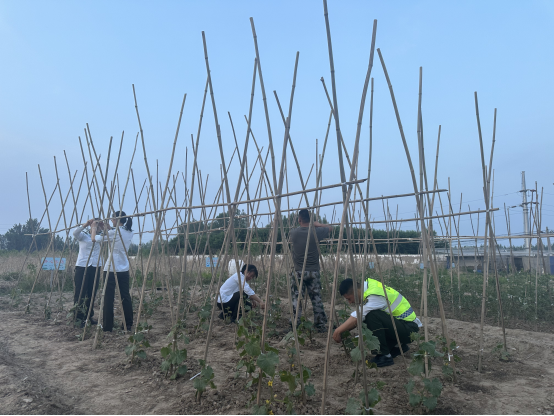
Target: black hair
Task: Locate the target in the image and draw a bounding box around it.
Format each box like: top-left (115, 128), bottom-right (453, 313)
top-left (241, 264), bottom-right (258, 278)
top-left (339, 278), bottom-right (359, 296)
top-left (114, 210), bottom-right (133, 232)
top-left (298, 209), bottom-right (310, 224)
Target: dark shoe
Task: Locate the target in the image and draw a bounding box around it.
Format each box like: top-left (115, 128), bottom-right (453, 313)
top-left (120, 323), bottom-right (133, 331)
top-left (90, 318), bottom-right (98, 326)
top-left (315, 326), bottom-right (328, 334)
top-left (218, 312), bottom-right (224, 320)
top-left (370, 354), bottom-right (394, 367)
top-left (390, 344), bottom-right (409, 358)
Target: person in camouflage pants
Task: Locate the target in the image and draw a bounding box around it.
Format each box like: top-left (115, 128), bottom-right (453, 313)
top-left (290, 270), bottom-right (328, 331)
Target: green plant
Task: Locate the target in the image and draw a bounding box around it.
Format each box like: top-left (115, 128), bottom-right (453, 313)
top-left (405, 340), bottom-right (444, 411)
top-left (346, 382), bottom-right (384, 415)
top-left (125, 322), bottom-right (152, 363)
top-left (436, 335), bottom-right (461, 380)
top-left (143, 295), bottom-right (163, 324)
top-left (161, 320), bottom-right (190, 379)
top-left (193, 359), bottom-right (216, 404)
top-left (196, 299), bottom-right (212, 332)
top-left (297, 316), bottom-right (314, 344)
top-left (66, 296), bottom-right (89, 327)
top-left (492, 343), bottom-right (511, 361)
top-left (350, 323), bottom-right (380, 368)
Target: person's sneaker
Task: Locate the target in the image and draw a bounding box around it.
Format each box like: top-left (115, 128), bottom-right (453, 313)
top-left (218, 312), bottom-right (224, 320)
top-left (390, 344), bottom-right (410, 358)
top-left (90, 318), bottom-right (98, 326)
top-left (370, 354), bottom-right (394, 367)
top-left (120, 323), bottom-right (133, 331)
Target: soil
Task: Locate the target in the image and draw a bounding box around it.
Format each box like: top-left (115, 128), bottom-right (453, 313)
top-left (1, 293), bottom-right (554, 415)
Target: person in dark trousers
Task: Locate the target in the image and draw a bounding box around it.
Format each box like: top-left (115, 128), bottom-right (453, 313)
top-left (72, 218), bottom-right (104, 327)
top-left (332, 277), bottom-right (422, 367)
top-left (92, 211), bottom-right (134, 332)
top-left (288, 209), bottom-right (332, 332)
top-left (217, 264), bottom-right (265, 322)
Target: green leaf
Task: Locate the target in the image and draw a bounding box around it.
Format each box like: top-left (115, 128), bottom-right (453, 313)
top-left (301, 366), bottom-right (312, 382)
top-left (251, 404), bottom-right (268, 415)
top-left (175, 349), bottom-right (187, 364)
top-left (177, 365), bottom-right (188, 376)
top-left (405, 380), bottom-right (415, 394)
top-left (136, 350), bottom-right (147, 360)
top-left (161, 361), bottom-right (171, 372)
top-left (245, 340), bottom-right (261, 357)
top-left (280, 371), bottom-right (297, 392)
top-left (160, 347), bottom-right (171, 358)
top-left (257, 352), bottom-right (279, 377)
top-left (346, 397), bottom-right (362, 415)
top-left (408, 393), bottom-right (422, 407)
top-left (350, 346), bottom-right (362, 362)
top-left (193, 377), bottom-right (207, 392)
top-left (142, 340), bottom-right (151, 348)
top-left (375, 381), bottom-right (386, 391)
top-left (442, 364), bottom-right (454, 376)
top-left (124, 345), bottom-right (134, 356)
top-left (297, 336), bottom-right (305, 346)
top-left (408, 358), bottom-right (425, 376)
top-left (305, 383), bottom-right (315, 397)
top-left (420, 341), bottom-right (443, 358)
top-left (422, 396), bottom-right (438, 410)
top-left (201, 365), bottom-right (214, 380)
top-left (134, 333), bottom-right (144, 342)
top-left (170, 372), bottom-right (177, 380)
top-left (367, 388), bottom-right (380, 406)
top-left (424, 378), bottom-right (443, 397)
top-left (264, 343), bottom-right (279, 354)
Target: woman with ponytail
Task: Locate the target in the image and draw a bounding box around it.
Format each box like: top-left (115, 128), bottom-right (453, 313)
top-left (91, 210), bottom-right (133, 332)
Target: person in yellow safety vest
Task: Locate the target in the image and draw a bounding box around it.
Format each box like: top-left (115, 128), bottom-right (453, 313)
top-left (332, 277), bottom-right (422, 367)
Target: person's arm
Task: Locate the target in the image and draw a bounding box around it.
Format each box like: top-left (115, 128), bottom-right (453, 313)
top-left (313, 221), bottom-right (332, 231)
top-left (73, 219), bottom-right (92, 240)
top-left (249, 294), bottom-right (265, 309)
top-left (332, 316), bottom-right (357, 343)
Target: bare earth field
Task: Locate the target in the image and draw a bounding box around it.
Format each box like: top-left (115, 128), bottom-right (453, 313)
top-left (1, 293), bottom-right (554, 415)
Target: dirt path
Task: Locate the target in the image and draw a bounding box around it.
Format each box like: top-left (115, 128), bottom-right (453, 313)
top-left (1, 295), bottom-right (554, 414)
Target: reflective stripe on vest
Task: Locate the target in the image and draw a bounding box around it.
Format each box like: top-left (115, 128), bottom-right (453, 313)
top-left (363, 278), bottom-right (416, 322)
top-left (381, 293), bottom-right (403, 313)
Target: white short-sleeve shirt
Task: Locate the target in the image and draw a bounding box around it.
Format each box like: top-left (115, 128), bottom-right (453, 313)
top-left (217, 272), bottom-right (255, 304)
top-left (73, 226), bottom-right (103, 267)
top-left (95, 227), bottom-right (133, 272)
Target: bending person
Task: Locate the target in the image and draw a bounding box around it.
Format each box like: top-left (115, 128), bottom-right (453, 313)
top-left (72, 218), bottom-right (104, 327)
top-left (332, 277), bottom-right (422, 367)
top-left (92, 211), bottom-right (133, 332)
top-left (217, 264), bottom-right (265, 322)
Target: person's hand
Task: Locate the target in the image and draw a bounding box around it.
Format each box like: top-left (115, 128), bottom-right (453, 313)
top-left (84, 219), bottom-right (94, 227)
top-left (259, 302), bottom-right (265, 310)
top-left (332, 328), bottom-right (342, 343)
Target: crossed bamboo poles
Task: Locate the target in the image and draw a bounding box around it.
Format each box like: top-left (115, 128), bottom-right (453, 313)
top-left (17, 2), bottom-right (538, 412)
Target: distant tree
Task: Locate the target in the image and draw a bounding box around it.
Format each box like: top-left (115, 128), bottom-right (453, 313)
top-left (2, 218), bottom-right (64, 252)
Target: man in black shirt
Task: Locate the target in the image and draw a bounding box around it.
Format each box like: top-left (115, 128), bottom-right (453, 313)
top-left (288, 209), bottom-right (332, 332)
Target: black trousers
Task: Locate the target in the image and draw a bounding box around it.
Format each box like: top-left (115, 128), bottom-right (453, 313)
top-left (73, 265), bottom-right (100, 321)
top-left (217, 292), bottom-right (252, 321)
top-left (364, 309), bottom-right (419, 355)
top-left (102, 270), bottom-right (133, 331)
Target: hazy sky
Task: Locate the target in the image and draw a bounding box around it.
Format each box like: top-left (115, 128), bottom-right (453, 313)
top-left (1, 1), bottom-right (553, 248)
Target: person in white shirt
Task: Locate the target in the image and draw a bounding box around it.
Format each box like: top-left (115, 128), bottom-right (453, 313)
top-left (72, 218), bottom-right (104, 326)
top-left (217, 264), bottom-right (265, 322)
top-left (91, 211), bottom-right (134, 332)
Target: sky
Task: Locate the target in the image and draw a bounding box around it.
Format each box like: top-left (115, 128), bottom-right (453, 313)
top-left (1, 1), bottom-right (553, 248)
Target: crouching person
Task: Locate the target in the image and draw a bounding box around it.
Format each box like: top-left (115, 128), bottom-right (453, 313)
top-left (332, 277), bottom-right (422, 367)
top-left (217, 264), bottom-right (265, 322)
